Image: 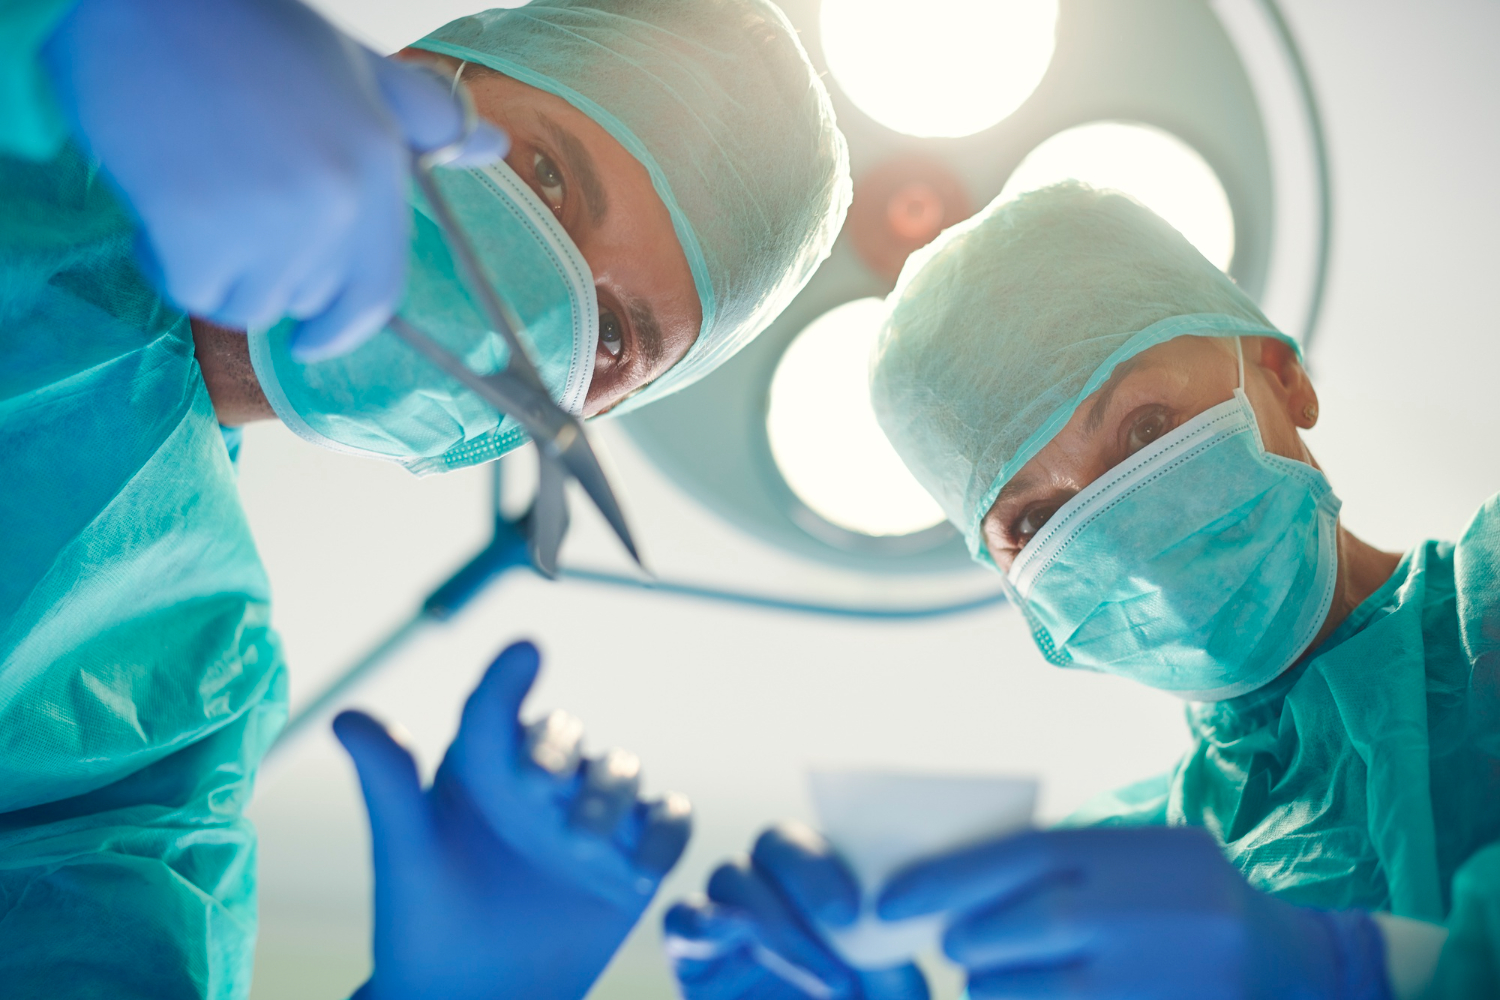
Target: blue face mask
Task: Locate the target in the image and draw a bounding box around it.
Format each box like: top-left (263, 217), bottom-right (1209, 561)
top-left (1004, 340), bottom-right (1341, 701)
top-left (248, 159), bottom-right (598, 476)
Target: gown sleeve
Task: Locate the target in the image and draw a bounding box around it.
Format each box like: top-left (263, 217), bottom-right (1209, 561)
top-left (0, 145), bottom-right (287, 999)
top-left (0, 671), bottom-right (286, 1000)
top-left (0, 0), bottom-right (77, 159)
top-left (1060, 770), bottom-right (1174, 828)
top-left (1426, 842), bottom-right (1500, 999)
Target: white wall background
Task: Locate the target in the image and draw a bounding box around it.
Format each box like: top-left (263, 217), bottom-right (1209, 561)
top-left (243, 2), bottom-right (1500, 998)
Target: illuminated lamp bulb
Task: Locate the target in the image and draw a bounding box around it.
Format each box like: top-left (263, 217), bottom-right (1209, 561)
top-left (821, 0), bottom-right (1060, 138)
top-left (848, 156), bottom-right (972, 283)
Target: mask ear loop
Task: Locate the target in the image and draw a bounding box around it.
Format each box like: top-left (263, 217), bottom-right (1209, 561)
top-left (1233, 333), bottom-right (1275, 455)
top-left (451, 60), bottom-right (469, 94)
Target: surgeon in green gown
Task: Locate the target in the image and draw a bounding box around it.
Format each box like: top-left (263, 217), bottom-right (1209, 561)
top-left (663, 184), bottom-right (1500, 1000)
top-left (0, 0), bottom-right (849, 996)
top-left (874, 182), bottom-right (1500, 998)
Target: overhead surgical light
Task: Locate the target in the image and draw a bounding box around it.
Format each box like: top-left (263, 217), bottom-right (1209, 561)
top-left (846, 156), bottom-right (973, 283)
top-left (998, 121), bottom-right (1237, 271)
top-left (819, 0), bottom-right (1060, 139)
top-left (620, 0), bottom-right (1329, 576)
top-left (767, 298), bottom-right (945, 537)
top-left (285, 0), bottom-right (1336, 752)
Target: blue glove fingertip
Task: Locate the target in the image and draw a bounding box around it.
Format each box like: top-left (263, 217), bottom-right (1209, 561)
top-left (331, 708), bottom-right (383, 750)
top-left (446, 120), bottom-right (509, 166)
top-left (858, 964), bottom-right (932, 1000)
top-left (752, 822), bottom-right (860, 928)
top-left (635, 793), bottom-right (693, 876)
top-left (333, 710), bottom-right (430, 854)
top-left (476, 639), bottom-right (543, 719)
top-left (494, 638), bottom-right (542, 675)
top-left (706, 857), bottom-right (755, 902)
top-left (704, 860), bottom-right (859, 996)
top-left (333, 710), bottom-right (420, 778)
top-left (569, 748), bottom-right (642, 836)
top-left (288, 301), bottom-right (390, 362)
top-left (288, 180), bottom-right (407, 357)
top-left (876, 829), bottom-right (1051, 922)
top-left (663, 897), bottom-right (743, 954)
top-left (874, 867), bottom-right (938, 922)
top-left (367, 53), bottom-right (507, 165)
top-left (288, 319), bottom-right (354, 362)
top-left (448, 639), bottom-right (545, 767)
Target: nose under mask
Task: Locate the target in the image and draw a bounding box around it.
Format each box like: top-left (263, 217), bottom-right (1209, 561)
top-left (248, 158), bottom-right (599, 476)
top-left (1003, 338), bottom-right (1341, 702)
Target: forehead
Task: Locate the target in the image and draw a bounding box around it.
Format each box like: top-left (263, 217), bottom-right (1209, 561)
top-left (1077, 336), bottom-right (1237, 420)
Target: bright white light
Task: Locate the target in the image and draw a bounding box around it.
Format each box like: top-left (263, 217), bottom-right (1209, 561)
top-left (820, 0), bottom-right (1059, 139)
top-left (768, 299), bottom-right (946, 537)
top-left (999, 121), bottom-right (1236, 270)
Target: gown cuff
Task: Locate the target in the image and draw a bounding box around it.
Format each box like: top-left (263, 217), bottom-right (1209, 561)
top-left (1312, 908), bottom-right (1396, 1000)
top-left (0, 0), bottom-right (77, 160)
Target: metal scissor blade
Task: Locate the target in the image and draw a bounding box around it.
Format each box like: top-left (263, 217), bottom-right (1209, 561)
top-left (553, 432), bottom-right (643, 568)
top-left (528, 453), bottom-right (569, 578)
top-left (387, 316), bottom-right (644, 570)
top-left (404, 150), bottom-right (644, 570)
top-left (409, 163), bottom-right (548, 394)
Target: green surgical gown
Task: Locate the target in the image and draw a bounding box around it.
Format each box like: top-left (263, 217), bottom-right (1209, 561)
top-left (3, 4), bottom-right (1498, 995)
top-left (0, 139), bottom-right (287, 997)
top-left (1074, 495), bottom-right (1500, 995)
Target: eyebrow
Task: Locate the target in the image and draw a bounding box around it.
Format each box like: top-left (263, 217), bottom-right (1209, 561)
top-left (626, 296), bottom-right (666, 372)
top-left (1083, 354), bottom-right (1156, 434)
top-left (540, 114), bottom-right (608, 226)
top-left (987, 352), bottom-right (1177, 534)
top-left (991, 470), bottom-right (1038, 512)
top-left (989, 357), bottom-right (1152, 518)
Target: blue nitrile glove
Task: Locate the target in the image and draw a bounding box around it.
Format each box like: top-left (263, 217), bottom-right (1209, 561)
top-left (665, 822), bottom-right (929, 1000)
top-left (334, 640), bottom-right (692, 1000)
top-left (41, 0), bottom-right (506, 360)
top-left (878, 826), bottom-right (1394, 1000)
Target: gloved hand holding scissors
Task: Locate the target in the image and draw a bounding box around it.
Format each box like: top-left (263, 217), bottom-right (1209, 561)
top-left (42, 0), bottom-right (506, 360)
top-left (335, 640), bottom-right (692, 1000)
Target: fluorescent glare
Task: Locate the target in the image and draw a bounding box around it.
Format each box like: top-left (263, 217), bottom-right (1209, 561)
top-left (1000, 121), bottom-right (1236, 270)
top-left (820, 0), bottom-right (1059, 139)
top-left (768, 299), bottom-right (946, 537)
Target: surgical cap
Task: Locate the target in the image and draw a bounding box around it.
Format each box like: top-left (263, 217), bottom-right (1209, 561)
top-left (870, 182), bottom-right (1299, 561)
top-left (416, 0), bottom-right (852, 411)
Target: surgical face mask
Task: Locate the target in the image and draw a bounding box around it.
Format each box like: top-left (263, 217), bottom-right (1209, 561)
top-left (248, 159), bottom-right (598, 476)
top-left (1004, 339), bottom-right (1341, 701)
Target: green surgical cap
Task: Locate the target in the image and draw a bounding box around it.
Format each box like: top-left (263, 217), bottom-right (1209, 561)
top-left (417, 0), bottom-right (852, 411)
top-left (870, 182), bottom-right (1300, 562)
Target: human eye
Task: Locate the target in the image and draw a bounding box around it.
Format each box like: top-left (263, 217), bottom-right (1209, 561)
top-left (1124, 407), bottom-right (1172, 456)
top-left (1012, 500), bottom-right (1063, 548)
top-left (531, 150), bottom-right (566, 215)
top-left (599, 307), bottom-right (624, 357)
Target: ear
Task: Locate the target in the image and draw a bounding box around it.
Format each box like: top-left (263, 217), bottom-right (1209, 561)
top-left (1250, 336), bottom-right (1319, 430)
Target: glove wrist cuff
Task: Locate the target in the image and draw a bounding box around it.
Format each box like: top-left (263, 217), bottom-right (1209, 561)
top-left (1309, 909), bottom-right (1394, 1000)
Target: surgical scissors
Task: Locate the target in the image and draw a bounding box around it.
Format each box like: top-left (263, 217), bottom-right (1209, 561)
top-left (385, 80), bottom-right (643, 578)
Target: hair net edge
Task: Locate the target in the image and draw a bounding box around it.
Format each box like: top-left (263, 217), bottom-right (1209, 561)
top-left (413, 37), bottom-right (719, 359)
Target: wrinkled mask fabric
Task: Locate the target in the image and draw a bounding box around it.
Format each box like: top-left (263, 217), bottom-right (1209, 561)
top-left (249, 159), bottom-right (597, 476)
top-left (1005, 342), bottom-right (1341, 701)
